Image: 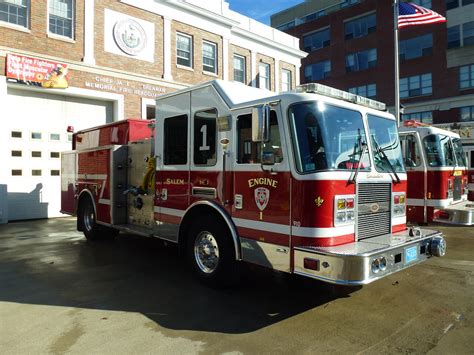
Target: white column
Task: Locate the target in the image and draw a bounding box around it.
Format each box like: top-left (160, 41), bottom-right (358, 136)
top-left (274, 59), bottom-right (280, 93)
top-left (251, 51), bottom-right (257, 88)
top-left (163, 17), bottom-right (173, 81)
top-left (222, 37), bottom-right (230, 81)
top-left (82, 0), bottom-right (95, 65)
top-left (295, 63), bottom-right (301, 86)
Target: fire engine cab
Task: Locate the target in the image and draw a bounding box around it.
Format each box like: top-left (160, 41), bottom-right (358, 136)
top-left (61, 80), bottom-right (446, 286)
top-left (400, 120), bottom-right (474, 225)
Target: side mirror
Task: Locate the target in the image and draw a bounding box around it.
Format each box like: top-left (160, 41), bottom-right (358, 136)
top-left (252, 105), bottom-right (270, 143)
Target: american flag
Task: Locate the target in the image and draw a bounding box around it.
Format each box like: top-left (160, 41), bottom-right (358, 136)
top-left (398, 2), bottom-right (446, 29)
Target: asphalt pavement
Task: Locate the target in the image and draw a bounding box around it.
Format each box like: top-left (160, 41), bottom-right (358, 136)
top-left (0, 218), bottom-right (473, 354)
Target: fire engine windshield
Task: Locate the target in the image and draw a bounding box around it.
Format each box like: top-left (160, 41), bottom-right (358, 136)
top-left (452, 138), bottom-right (467, 167)
top-left (288, 101), bottom-right (370, 173)
top-left (423, 134), bottom-right (455, 167)
top-left (367, 115), bottom-right (405, 174)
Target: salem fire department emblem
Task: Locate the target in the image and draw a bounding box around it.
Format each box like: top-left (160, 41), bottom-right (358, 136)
top-left (254, 187), bottom-right (270, 211)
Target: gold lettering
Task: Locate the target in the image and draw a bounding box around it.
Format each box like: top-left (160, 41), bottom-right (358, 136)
top-left (247, 178), bottom-right (278, 189)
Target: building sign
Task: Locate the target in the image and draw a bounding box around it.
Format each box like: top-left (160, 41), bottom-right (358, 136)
top-left (104, 9), bottom-right (155, 62)
top-left (6, 53), bottom-right (69, 88)
top-left (84, 75), bottom-right (167, 98)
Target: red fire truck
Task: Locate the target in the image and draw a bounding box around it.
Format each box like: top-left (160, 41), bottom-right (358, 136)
top-left (399, 120), bottom-right (474, 225)
top-left (61, 80), bottom-right (446, 286)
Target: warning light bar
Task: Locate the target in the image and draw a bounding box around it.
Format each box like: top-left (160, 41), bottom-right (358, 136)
top-left (296, 83), bottom-right (386, 111)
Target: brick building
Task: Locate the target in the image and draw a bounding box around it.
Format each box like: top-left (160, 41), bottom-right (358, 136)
top-left (0, 0), bottom-right (305, 221)
top-left (271, 0), bottom-right (474, 125)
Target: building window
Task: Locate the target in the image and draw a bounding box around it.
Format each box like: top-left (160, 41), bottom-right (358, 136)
top-left (304, 60), bottom-right (331, 81)
top-left (402, 111), bottom-right (433, 124)
top-left (32, 169), bottom-right (42, 176)
top-left (400, 73), bottom-right (432, 98)
top-left (446, 0), bottom-right (459, 9)
top-left (233, 55), bottom-right (246, 83)
top-left (0, 0), bottom-right (29, 28)
top-left (259, 63), bottom-right (270, 90)
top-left (303, 28), bottom-right (330, 52)
top-left (400, 34), bottom-right (433, 60)
top-left (11, 150), bottom-right (22, 157)
top-left (50, 151), bottom-right (60, 158)
top-left (348, 84), bottom-right (376, 99)
top-left (344, 13), bottom-right (376, 40)
top-left (448, 21), bottom-right (474, 48)
top-left (51, 170), bottom-right (60, 176)
top-left (50, 133), bottom-right (61, 141)
top-left (281, 69), bottom-right (292, 92)
top-left (202, 41), bottom-right (217, 74)
top-left (447, 25), bottom-right (461, 48)
top-left (11, 131), bottom-right (22, 138)
top-left (460, 64), bottom-right (474, 89)
top-left (31, 132), bottom-right (42, 140)
top-left (31, 151), bottom-right (42, 158)
top-left (49, 0), bottom-right (74, 38)
top-left (12, 169), bottom-right (22, 176)
top-left (411, 0), bottom-right (432, 8)
top-left (464, 21), bottom-right (474, 46)
top-left (346, 48), bottom-right (377, 72)
top-left (177, 33), bottom-right (192, 67)
top-left (460, 106), bottom-right (474, 121)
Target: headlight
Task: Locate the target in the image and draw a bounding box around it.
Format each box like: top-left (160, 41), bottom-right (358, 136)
top-left (393, 193), bottom-right (406, 216)
top-left (334, 195), bottom-right (355, 226)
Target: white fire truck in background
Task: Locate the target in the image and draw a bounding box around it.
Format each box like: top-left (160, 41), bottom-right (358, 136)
top-left (399, 121), bottom-right (474, 225)
top-left (61, 80), bottom-right (446, 286)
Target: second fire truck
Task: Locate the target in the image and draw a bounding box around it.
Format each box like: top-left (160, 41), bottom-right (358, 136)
top-left (61, 80), bottom-right (446, 286)
top-left (400, 120), bottom-right (474, 225)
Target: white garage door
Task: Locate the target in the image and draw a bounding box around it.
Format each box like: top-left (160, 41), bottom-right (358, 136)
top-left (0, 88), bottom-right (113, 220)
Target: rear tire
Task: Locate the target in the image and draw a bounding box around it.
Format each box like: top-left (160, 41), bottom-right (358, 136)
top-left (78, 196), bottom-right (118, 241)
top-left (187, 216), bottom-right (238, 287)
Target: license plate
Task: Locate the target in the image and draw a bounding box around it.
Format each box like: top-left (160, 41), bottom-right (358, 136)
top-left (405, 246), bottom-right (418, 264)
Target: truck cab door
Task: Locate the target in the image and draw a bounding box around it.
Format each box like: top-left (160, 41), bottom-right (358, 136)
top-left (155, 93), bottom-right (191, 242)
top-left (231, 104), bottom-right (291, 272)
top-left (400, 131), bottom-right (427, 223)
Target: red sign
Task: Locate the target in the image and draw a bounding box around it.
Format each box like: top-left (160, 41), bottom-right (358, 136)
top-left (6, 53), bottom-right (69, 89)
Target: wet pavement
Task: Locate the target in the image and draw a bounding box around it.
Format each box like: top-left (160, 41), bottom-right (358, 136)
top-left (0, 218), bottom-right (473, 354)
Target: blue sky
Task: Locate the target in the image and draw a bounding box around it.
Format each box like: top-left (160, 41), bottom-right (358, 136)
top-left (227, 0), bottom-right (304, 25)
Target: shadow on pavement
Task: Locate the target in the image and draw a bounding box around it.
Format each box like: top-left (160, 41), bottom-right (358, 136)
top-left (0, 218), bottom-right (360, 334)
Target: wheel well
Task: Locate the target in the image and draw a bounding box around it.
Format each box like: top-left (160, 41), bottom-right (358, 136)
top-left (179, 204), bottom-right (241, 260)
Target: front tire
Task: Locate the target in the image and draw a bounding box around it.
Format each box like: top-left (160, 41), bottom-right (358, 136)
top-left (187, 216), bottom-right (238, 287)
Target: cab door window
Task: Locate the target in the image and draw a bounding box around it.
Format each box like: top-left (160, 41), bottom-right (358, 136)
top-left (164, 114), bottom-right (188, 165)
top-left (237, 110), bottom-right (283, 164)
top-left (193, 109), bottom-right (217, 166)
top-left (400, 134), bottom-right (421, 167)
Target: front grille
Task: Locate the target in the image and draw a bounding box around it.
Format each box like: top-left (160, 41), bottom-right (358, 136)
top-left (453, 177), bottom-right (462, 201)
top-left (357, 183), bottom-right (391, 240)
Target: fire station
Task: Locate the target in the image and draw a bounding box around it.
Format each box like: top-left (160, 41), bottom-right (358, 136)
top-left (0, 0), bottom-right (306, 222)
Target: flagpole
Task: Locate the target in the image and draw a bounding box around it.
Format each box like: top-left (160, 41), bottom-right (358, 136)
top-left (394, 0), bottom-right (400, 127)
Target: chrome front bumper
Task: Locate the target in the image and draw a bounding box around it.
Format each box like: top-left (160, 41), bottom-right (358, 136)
top-left (293, 229), bottom-right (445, 286)
top-left (432, 200), bottom-right (474, 225)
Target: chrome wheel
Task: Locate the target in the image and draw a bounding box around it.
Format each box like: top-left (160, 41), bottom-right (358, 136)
top-left (83, 202), bottom-right (95, 232)
top-left (194, 231), bottom-right (220, 274)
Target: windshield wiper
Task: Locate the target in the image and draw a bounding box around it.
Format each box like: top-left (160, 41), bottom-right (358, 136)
top-left (349, 142), bottom-right (367, 184)
top-left (348, 129), bottom-right (366, 184)
top-left (372, 138), bottom-right (401, 184)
